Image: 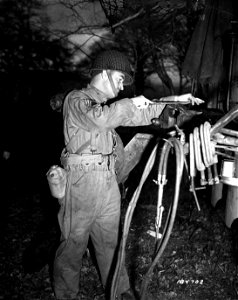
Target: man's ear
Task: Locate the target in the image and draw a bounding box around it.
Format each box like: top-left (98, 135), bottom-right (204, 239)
top-left (101, 70), bottom-right (108, 80)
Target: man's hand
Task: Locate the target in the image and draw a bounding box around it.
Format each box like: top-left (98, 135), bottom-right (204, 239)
top-left (131, 95), bottom-right (153, 109)
top-left (131, 93), bottom-right (204, 109)
top-left (176, 93), bottom-right (205, 105)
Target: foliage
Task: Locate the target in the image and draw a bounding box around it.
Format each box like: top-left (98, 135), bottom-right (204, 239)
top-left (121, 2), bottom-right (204, 94)
top-left (99, 0), bottom-right (205, 95)
top-left (0, 0), bottom-right (207, 102)
top-left (0, 0), bottom-right (205, 96)
top-left (0, 0), bottom-right (73, 74)
top-left (43, 0), bottom-right (205, 95)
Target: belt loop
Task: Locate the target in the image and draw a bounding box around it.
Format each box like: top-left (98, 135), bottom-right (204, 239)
top-left (90, 131), bottom-right (97, 153)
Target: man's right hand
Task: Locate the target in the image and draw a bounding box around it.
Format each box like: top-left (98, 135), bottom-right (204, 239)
top-left (131, 95), bottom-right (153, 109)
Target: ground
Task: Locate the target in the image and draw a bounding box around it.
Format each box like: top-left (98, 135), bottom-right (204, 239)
top-left (1, 159), bottom-right (238, 300)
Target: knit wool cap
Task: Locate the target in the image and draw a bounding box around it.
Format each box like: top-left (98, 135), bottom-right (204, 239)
top-left (91, 49), bottom-right (133, 85)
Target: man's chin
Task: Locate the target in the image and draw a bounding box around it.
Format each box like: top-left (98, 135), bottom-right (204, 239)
top-left (111, 91), bottom-right (119, 99)
top-left (115, 90), bottom-right (120, 96)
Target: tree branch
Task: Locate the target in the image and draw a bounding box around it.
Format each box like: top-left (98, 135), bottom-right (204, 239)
top-left (111, 8), bottom-right (145, 30)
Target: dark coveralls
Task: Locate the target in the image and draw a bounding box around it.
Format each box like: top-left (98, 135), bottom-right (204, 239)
top-left (53, 85), bottom-right (165, 299)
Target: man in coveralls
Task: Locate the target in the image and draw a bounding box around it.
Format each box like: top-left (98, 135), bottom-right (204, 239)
top-left (53, 49), bottom-right (203, 300)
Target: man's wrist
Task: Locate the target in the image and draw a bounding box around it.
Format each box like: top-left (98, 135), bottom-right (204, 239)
top-left (160, 96), bottom-right (176, 102)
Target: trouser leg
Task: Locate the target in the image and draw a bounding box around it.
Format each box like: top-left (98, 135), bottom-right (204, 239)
top-left (53, 214), bottom-right (90, 299)
top-left (53, 167), bottom-right (131, 299)
top-left (53, 169), bottom-right (94, 300)
top-left (90, 177), bottom-right (131, 297)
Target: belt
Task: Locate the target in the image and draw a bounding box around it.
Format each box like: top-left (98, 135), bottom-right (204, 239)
top-left (61, 153), bottom-right (115, 169)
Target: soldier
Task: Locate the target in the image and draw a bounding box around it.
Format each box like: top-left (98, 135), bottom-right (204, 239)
top-left (53, 49), bottom-right (203, 300)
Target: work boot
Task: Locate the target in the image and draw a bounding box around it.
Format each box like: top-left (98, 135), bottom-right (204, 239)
top-left (120, 288), bottom-right (136, 300)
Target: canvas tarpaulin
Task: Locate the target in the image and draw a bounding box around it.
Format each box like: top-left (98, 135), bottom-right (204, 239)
top-left (182, 0), bottom-right (234, 86)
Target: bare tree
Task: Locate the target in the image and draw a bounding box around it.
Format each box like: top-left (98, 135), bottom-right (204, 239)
top-left (1, 0), bottom-right (203, 95)
top-left (96, 0), bottom-right (204, 94)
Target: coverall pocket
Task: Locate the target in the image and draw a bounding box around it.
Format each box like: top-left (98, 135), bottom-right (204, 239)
top-left (71, 168), bottom-right (86, 186)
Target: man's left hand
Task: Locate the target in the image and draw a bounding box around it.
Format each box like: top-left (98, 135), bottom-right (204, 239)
top-left (177, 93), bottom-right (205, 105)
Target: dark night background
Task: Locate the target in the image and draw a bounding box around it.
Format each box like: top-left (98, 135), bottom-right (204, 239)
top-left (1, 0), bottom-right (238, 299)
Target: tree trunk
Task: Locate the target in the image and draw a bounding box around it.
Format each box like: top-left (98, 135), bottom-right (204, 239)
top-left (153, 51), bottom-right (175, 94)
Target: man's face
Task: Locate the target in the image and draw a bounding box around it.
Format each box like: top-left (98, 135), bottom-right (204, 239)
top-left (105, 70), bottom-right (125, 98)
